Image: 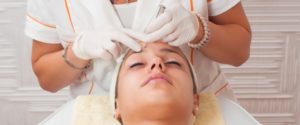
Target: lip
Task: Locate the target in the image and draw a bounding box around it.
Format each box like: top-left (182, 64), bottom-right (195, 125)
top-left (142, 73), bottom-right (172, 87)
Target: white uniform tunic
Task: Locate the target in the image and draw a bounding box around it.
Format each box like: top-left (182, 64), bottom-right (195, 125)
top-left (25, 0), bottom-right (240, 98)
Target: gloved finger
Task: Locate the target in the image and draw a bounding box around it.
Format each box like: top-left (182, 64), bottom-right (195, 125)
top-left (105, 42), bottom-right (121, 59)
top-left (168, 22), bottom-right (198, 46)
top-left (82, 38), bottom-right (110, 60)
top-left (72, 42), bottom-right (90, 60)
top-left (73, 32), bottom-right (98, 60)
top-left (122, 28), bottom-right (149, 42)
top-left (168, 35), bottom-right (187, 46)
top-left (145, 12), bottom-right (172, 33)
top-left (115, 42), bottom-right (124, 55)
top-left (111, 31), bottom-right (142, 52)
top-left (98, 49), bottom-right (114, 60)
top-left (162, 30), bottom-right (180, 43)
top-left (145, 21), bottom-right (176, 42)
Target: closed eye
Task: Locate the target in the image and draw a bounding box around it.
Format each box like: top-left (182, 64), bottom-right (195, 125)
top-left (165, 61), bottom-right (181, 67)
top-left (129, 62), bottom-right (144, 68)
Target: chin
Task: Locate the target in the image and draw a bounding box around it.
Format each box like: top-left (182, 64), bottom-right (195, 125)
top-left (140, 91), bottom-right (178, 107)
top-left (136, 96), bottom-right (190, 120)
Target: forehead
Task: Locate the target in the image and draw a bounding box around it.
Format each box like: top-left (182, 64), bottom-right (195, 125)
top-left (124, 42), bottom-right (185, 59)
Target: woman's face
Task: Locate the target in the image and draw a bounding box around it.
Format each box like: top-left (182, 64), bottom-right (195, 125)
top-left (115, 42), bottom-right (198, 123)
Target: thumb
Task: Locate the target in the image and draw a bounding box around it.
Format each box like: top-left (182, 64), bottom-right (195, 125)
top-left (111, 32), bottom-right (142, 52)
top-left (122, 28), bottom-right (154, 42)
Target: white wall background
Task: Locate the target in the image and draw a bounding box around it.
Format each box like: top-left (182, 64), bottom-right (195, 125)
top-left (0, 0), bottom-right (299, 125)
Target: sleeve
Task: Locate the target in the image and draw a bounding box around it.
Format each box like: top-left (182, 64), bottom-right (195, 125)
top-left (24, 0), bottom-right (61, 44)
top-left (208, 0), bottom-right (240, 16)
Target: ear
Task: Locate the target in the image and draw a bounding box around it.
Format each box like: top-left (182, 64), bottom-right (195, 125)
top-left (192, 94), bottom-right (200, 116)
top-left (114, 99), bottom-right (121, 120)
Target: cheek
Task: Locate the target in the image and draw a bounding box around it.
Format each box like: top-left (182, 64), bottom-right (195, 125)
top-left (117, 71), bottom-right (145, 99)
top-left (119, 71), bottom-right (144, 86)
top-left (117, 71), bottom-right (146, 112)
top-left (169, 70), bottom-right (194, 92)
top-left (168, 70), bottom-right (195, 110)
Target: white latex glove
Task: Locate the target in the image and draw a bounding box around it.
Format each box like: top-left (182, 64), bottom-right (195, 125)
top-left (124, 2), bottom-right (200, 46)
top-left (69, 0), bottom-right (141, 60)
top-left (72, 27), bottom-right (141, 60)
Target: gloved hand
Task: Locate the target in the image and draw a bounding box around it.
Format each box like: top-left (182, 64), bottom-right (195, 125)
top-left (124, 2), bottom-right (200, 46)
top-left (72, 26), bottom-right (141, 60)
top-left (69, 0), bottom-right (141, 60)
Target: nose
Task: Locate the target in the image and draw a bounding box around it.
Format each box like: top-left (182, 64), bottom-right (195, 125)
top-left (150, 58), bottom-right (165, 72)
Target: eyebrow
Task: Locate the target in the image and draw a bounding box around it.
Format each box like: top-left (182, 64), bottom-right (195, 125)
top-left (159, 47), bottom-right (185, 57)
top-left (125, 47), bottom-right (184, 59)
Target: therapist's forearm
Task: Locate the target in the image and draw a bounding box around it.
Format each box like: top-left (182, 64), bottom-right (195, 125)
top-left (32, 47), bottom-right (89, 92)
top-left (197, 22), bottom-right (251, 67)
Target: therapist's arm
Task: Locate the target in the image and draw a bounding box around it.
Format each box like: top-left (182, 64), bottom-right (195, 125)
top-left (31, 40), bottom-right (89, 92)
top-left (193, 2), bottom-right (251, 66)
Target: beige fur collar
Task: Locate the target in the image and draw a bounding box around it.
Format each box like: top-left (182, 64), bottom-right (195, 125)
top-left (73, 93), bottom-right (225, 125)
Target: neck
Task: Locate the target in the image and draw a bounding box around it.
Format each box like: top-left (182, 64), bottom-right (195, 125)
top-left (124, 119), bottom-right (194, 125)
top-left (122, 110), bottom-right (194, 125)
top-left (120, 98), bottom-right (195, 125)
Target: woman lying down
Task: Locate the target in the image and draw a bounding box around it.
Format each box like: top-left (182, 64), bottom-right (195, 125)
top-left (39, 42), bottom-right (261, 125)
